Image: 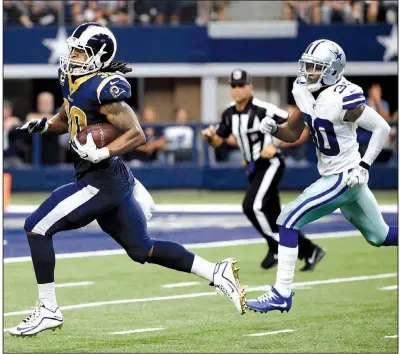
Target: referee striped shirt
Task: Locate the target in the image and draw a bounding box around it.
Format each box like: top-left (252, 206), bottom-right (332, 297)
top-left (215, 96), bottom-right (288, 163)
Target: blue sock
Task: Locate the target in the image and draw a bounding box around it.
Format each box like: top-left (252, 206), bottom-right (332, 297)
top-left (27, 234), bottom-right (55, 284)
top-left (382, 226), bottom-right (398, 246)
top-left (147, 240), bottom-right (195, 273)
top-left (278, 226), bottom-right (299, 248)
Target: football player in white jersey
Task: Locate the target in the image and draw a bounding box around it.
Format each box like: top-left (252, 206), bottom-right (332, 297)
top-left (246, 39), bottom-right (398, 313)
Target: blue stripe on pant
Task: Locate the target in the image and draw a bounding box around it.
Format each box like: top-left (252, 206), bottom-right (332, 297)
top-left (282, 173), bottom-right (345, 228)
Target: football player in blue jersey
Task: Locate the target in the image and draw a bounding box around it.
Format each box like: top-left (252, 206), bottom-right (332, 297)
top-left (11, 23), bottom-right (246, 337)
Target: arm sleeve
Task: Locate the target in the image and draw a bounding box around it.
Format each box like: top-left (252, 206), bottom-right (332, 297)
top-left (260, 102), bottom-right (289, 125)
top-left (355, 105), bottom-right (391, 166)
top-left (268, 106), bottom-right (289, 125)
top-left (97, 75), bottom-right (131, 104)
top-left (215, 111), bottom-right (232, 139)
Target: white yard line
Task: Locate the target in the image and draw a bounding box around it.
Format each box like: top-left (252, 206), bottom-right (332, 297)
top-left (56, 281), bottom-right (94, 288)
top-left (384, 335), bottom-right (398, 339)
top-left (244, 329), bottom-right (296, 337)
top-left (7, 204), bottom-right (397, 214)
top-left (4, 230), bottom-right (361, 264)
top-left (247, 273), bottom-right (397, 292)
top-left (4, 292), bottom-right (217, 317)
top-left (110, 328), bottom-right (164, 335)
top-left (161, 282), bottom-right (201, 288)
top-left (4, 273), bottom-right (396, 317)
top-left (379, 285), bottom-right (397, 291)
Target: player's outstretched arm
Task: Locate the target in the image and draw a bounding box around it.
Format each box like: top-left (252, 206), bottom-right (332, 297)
top-left (46, 103), bottom-right (69, 134)
top-left (100, 101), bottom-right (146, 157)
top-left (261, 106), bottom-right (305, 143)
top-left (17, 103), bottom-right (69, 135)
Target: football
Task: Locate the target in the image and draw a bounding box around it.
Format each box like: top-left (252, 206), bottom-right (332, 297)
top-left (77, 123), bottom-right (121, 149)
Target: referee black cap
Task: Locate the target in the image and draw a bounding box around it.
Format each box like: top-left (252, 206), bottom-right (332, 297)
top-left (229, 68), bottom-right (252, 85)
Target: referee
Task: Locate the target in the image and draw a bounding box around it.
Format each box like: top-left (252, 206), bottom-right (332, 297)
top-left (201, 68), bottom-right (325, 271)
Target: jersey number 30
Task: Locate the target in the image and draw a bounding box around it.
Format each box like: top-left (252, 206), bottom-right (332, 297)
top-left (302, 113), bottom-right (340, 156)
top-left (63, 98), bottom-right (87, 141)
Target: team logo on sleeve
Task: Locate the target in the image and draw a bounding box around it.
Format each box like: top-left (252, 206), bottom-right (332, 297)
top-left (109, 85), bottom-right (126, 99)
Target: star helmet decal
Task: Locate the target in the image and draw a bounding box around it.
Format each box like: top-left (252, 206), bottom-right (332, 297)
top-left (331, 48), bottom-right (343, 61)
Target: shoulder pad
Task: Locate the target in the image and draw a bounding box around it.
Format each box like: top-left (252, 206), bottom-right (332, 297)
top-left (340, 83), bottom-right (365, 110)
top-left (95, 73), bottom-right (131, 104)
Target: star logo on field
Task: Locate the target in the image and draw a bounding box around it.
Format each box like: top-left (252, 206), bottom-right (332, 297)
top-left (377, 25), bottom-right (398, 62)
top-left (42, 27), bottom-right (69, 64)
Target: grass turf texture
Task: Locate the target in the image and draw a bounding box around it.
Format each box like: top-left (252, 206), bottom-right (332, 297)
top-left (4, 236), bottom-right (397, 353)
top-left (10, 190), bottom-right (398, 205)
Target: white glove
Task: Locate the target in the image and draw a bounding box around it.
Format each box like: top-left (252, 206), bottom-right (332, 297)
top-left (345, 165), bottom-right (369, 187)
top-left (17, 118), bottom-right (48, 134)
top-left (71, 133), bottom-right (110, 164)
top-left (260, 116), bottom-right (278, 135)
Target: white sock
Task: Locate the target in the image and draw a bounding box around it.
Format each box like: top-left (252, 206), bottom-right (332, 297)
top-left (190, 255), bottom-right (215, 282)
top-left (274, 245), bottom-right (298, 298)
top-left (38, 282), bottom-right (58, 310)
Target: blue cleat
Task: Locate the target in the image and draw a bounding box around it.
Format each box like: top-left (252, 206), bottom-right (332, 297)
top-left (246, 286), bottom-right (294, 313)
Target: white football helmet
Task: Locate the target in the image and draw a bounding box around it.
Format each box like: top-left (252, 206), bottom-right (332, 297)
top-left (60, 22), bottom-right (117, 76)
top-left (297, 39), bottom-right (346, 92)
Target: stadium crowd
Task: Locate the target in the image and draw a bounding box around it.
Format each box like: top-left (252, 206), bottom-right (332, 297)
top-left (4, 0), bottom-right (397, 27)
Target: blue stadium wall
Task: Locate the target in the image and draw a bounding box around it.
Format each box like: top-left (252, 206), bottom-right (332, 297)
top-left (5, 165), bottom-right (397, 191)
top-left (4, 24), bottom-right (397, 64)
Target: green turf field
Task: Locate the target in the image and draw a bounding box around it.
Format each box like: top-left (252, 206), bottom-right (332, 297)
top-left (4, 236), bottom-right (397, 353)
top-left (10, 189), bottom-right (398, 205)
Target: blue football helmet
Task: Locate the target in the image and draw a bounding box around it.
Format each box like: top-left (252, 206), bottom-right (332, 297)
top-left (60, 22), bottom-right (117, 76)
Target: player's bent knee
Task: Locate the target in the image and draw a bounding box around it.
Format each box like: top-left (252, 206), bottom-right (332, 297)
top-left (363, 230), bottom-right (387, 247)
top-left (125, 241), bottom-right (153, 264)
top-left (24, 214), bottom-right (41, 234)
top-left (365, 235), bottom-right (384, 247)
top-left (26, 231), bottom-right (41, 237)
top-left (276, 212), bottom-right (288, 227)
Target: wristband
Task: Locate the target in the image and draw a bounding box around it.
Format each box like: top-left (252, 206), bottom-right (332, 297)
top-left (98, 147), bottom-right (110, 161)
top-left (359, 161), bottom-right (370, 170)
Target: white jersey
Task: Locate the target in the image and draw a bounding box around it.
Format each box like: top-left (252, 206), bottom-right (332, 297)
top-left (292, 77), bottom-right (364, 176)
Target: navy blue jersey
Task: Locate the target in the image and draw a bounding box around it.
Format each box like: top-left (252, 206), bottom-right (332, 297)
top-left (22, 71), bottom-right (150, 254)
top-left (58, 69), bottom-right (131, 178)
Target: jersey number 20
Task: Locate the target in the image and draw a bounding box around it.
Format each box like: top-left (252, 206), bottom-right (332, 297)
top-left (63, 98), bottom-right (87, 141)
top-left (302, 113), bottom-right (340, 156)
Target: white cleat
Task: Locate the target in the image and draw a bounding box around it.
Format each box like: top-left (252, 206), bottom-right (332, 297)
top-left (213, 257), bottom-right (246, 314)
top-left (9, 301), bottom-right (64, 337)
